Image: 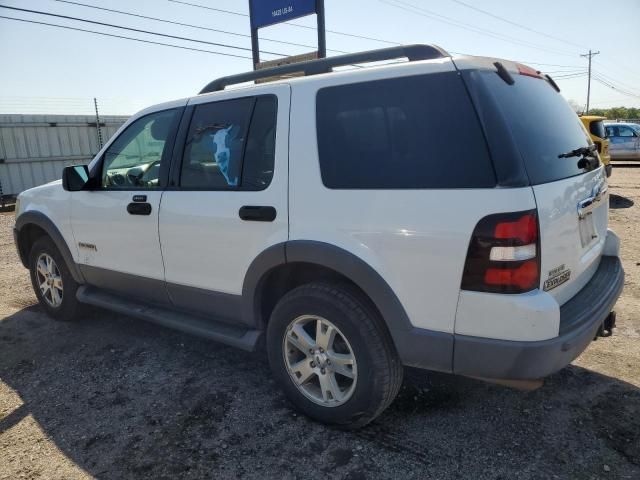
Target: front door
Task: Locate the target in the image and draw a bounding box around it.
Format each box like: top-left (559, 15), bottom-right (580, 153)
top-left (71, 107), bottom-right (183, 303)
top-left (159, 85), bottom-right (290, 324)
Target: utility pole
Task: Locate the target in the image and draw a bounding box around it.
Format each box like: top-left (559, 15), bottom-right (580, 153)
top-left (580, 49), bottom-right (600, 114)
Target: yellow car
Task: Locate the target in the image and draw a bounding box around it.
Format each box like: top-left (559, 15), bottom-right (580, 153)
top-left (580, 115), bottom-right (612, 177)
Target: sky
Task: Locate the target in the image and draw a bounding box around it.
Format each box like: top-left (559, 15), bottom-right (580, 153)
top-left (0, 0), bottom-right (639, 115)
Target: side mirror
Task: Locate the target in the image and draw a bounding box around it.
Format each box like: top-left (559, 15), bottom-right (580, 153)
top-left (62, 165), bottom-right (90, 191)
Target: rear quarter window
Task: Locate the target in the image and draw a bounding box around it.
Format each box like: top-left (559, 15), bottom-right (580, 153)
top-left (316, 72), bottom-right (496, 189)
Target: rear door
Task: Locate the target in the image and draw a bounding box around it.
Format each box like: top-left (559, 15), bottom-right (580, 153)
top-left (159, 85), bottom-right (289, 324)
top-left (470, 69), bottom-right (608, 305)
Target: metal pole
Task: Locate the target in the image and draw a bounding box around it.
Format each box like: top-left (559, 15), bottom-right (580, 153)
top-left (581, 49), bottom-right (600, 114)
top-left (93, 97), bottom-right (103, 150)
top-left (316, 0), bottom-right (326, 59)
top-left (248, 1), bottom-right (260, 69)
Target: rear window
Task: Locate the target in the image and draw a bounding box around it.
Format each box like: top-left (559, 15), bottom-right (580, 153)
top-left (590, 120), bottom-right (606, 139)
top-left (474, 71), bottom-right (594, 185)
top-left (316, 72), bottom-right (496, 189)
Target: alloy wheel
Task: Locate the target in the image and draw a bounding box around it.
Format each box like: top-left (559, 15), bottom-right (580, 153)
top-left (283, 315), bottom-right (357, 407)
top-left (36, 253), bottom-right (64, 308)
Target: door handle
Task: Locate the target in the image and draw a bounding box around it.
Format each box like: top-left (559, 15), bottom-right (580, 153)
top-left (239, 205), bottom-right (276, 222)
top-left (127, 202), bottom-right (152, 215)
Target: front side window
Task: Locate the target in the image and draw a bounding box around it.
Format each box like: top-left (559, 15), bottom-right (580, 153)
top-left (180, 95), bottom-right (277, 190)
top-left (102, 109), bottom-right (178, 189)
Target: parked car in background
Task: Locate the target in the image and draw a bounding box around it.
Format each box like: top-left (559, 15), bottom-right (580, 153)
top-left (605, 122), bottom-right (640, 161)
top-left (580, 116), bottom-right (611, 176)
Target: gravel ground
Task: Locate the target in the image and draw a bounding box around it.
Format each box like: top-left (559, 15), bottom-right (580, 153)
top-left (1, 169), bottom-right (639, 479)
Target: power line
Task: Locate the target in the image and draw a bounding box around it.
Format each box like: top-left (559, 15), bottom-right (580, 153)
top-left (544, 69), bottom-right (589, 74)
top-left (0, 15), bottom-right (254, 60)
top-left (0, 5), bottom-right (287, 57)
top-left (51, 0), bottom-right (348, 54)
top-left (594, 58), bottom-right (640, 82)
top-left (520, 61), bottom-right (584, 68)
top-left (592, 75), bottom-right (640, 100)
top-left (168, 0), bottom-right (403, 45)
top-left (553, 72), bottom-right (588, 80)
top-left (592, 69), bottom-right (640, 94)
top-left (378, 0), bottom-right (577, 57)
top-left (554, 71), bottom-right (588, 77)
top-left (448, 0), bottom-right (586, 50)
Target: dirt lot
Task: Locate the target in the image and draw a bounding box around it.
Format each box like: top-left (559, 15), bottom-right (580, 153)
top-left (1, 169), bottom-right (639, 480)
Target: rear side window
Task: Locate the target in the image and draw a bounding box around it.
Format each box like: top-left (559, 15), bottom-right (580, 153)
top-left (473, 71), bottom-right (594, 185)
top-left (181, 95), bottom-right (277, 190)
top-left (589, 120), bottom-right (606, 139)
top-left (316, 72), bottom-right (496, 189)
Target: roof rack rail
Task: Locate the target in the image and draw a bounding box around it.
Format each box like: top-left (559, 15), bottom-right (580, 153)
top-left (199, 44), bottom-right (449, 94)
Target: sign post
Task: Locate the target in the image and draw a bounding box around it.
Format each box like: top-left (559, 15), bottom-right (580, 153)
top-left (248, 0), bottom-right (326, 69)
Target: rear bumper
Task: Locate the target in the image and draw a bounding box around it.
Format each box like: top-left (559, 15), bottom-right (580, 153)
top-left (453, 255), bottom-right (624, 380)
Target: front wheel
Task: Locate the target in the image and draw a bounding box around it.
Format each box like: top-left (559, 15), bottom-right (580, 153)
top-left (267, 283), bottom-right (403, 429)
top-left (29, 236), bottom-right (80, 321)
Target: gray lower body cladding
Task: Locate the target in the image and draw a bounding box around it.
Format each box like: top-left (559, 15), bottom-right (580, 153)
top-left (402, 255), bottom-right (623, 380)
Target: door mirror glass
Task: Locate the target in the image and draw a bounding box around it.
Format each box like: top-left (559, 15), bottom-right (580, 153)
top-left (62, 165), bottom-right (90, 191)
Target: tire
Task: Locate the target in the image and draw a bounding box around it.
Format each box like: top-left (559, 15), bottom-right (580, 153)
top-left (267, 282), bottom-right (403, 429)
top-left (29, 236), bottom-right (81, 321)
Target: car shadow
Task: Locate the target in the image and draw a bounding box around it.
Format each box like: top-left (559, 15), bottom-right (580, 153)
top-left (1, 305), bottom-right (639, 479)
top-left (610, 194), bottom-right (635, 209)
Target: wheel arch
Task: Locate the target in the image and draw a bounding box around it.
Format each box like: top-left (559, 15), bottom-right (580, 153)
top-left (243, 240), bottom-right (413, 336)
top-left (15, 211), bottom-right (85, 283)
top-left (242, 240), bottom-right (454, 372)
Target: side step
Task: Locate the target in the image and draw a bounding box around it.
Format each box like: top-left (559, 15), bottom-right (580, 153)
top-left (76, 286), bottom-right (261, 351)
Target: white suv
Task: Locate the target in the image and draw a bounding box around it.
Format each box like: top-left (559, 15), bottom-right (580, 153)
top-left (14, 45), bottom-right (624, 428)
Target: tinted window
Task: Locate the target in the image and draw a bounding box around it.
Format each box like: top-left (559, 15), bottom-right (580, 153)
top-left (180, 96), bottom-right (277, 190)
top-left (102, 109), bottom-right (178, 189)
top-left (316, 72), bottom-right (495, 189)
top-left (474, 71), bottom-right (595, 185)
top-left (181, 98), bottom-right (253, 189)
top-left (589, 120), bottom-right (606, 139)
top-left (242, 97), bottom-right (278, 190)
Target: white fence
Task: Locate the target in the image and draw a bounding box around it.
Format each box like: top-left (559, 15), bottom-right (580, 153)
top-left (0, 114), bottom-right (128, 197)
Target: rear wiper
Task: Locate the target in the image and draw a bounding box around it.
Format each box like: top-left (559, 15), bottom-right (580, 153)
top-left (557, 144), bottom-right (597, 159)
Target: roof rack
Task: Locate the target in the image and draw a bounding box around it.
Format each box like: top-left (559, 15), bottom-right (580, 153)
top-left (199, 44), bottom-right (450, 94)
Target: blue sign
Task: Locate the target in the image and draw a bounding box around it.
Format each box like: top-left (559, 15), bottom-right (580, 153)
top-left (250, 0), bottom-right (317, 29)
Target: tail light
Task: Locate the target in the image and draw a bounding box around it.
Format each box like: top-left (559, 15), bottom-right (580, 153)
top-left (461, 210), bottom-right (540, 294)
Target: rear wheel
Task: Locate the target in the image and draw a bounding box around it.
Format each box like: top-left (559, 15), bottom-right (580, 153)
top-left (267, 282), bottom-right (403, 428)
top-left (29, 236), bottom-right (80, 321)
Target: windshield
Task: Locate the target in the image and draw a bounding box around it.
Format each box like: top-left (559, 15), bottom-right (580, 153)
top-left (474, 71), bottom-right (595, 185)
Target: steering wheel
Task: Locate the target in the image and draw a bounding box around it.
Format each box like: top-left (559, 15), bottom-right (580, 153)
top-left (140, 160), bottom-right (161, 185)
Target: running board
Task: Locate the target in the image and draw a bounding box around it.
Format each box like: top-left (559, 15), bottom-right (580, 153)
top-left (76, 286), bottom-right (261, 351)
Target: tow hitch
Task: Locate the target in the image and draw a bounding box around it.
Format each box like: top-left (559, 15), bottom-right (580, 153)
top-left (595, 311), bottom-right (616, 339)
